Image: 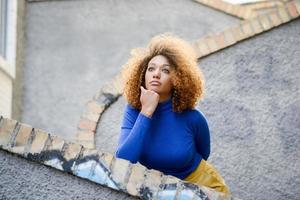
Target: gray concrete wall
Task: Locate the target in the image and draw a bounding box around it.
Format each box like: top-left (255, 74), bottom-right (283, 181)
top-left (198, 19), bottom-right (300, 200)
top-left (17, 0), bottom-right (300, 199)
top-left (0, 150), bottom-right (138, 200)
top-left (98, 19), bottom-right (300, 200)
top-left (22, 0), bottom-right (238, 141)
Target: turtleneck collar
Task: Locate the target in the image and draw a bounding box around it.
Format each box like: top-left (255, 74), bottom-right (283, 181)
top-left (154, 97), bottom-right (173, 114)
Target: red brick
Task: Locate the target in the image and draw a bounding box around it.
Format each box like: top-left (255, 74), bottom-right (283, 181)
top-left (111, 157), bottom-right (131, 185)
top-left (195, 39), bottom-right (210, 57)
top-left (258, 14), bottom-right (273, 31)
top-left (143, 169), bottom-right (164, 197)
top-left (214, 0), bottom-right (222, 9)
top-left (82, 111), bottom-right (99, 122)
top-left (237, 7), bottom-right (245, 19)
top-left (232, 5), bottom-right (240, 16)
top-left (205, 36), bottom-right (219, 52)
top-left (295, 1), bottom-right (300, 15)
top-left (63, 142), bottom-right (82, 161)
top-left (227, 4), bottom-right (234, 14)
top-left (286, 1), bottom-right (299, 18)
top-left (277, 6), bottom-right (291, 23)
top-left (231, 26), bottom-right (244, 41)
top-left (100, 152), bottom-right (114, 170)
top-left (223, 3), bottom-right (230, 13)
top-left (78, 119), bottom-right (97, 132)
top-left (218, 1), bottom-right (226, 11)
top-left (47, 135), bottom-right (65, 151)
top-left (250, 17), bottom-right (264, 34)
top-left (241, 21), bottom-right (254, 37)
top-left (0, 118), bottom-right (17, 148)
top-left (76, 130), bottom-right (94, 141)
top-left (269, 12), bottom-right (282, 27)
top-left (223, 29), bottom-right (236, 46)
top-left (191, 42), bottom-right (203, 59)
top-left (86, 101), bottom-right (105, 114)
top-left (77, 140), bottom-right (94, 149)
top-left (126, 164), bottom-right (147, 196)
top-left (11, 123), bottom-right (32, 154)
top-left (215, 32), bottom-right (226, 49)
top-left (29, 129), bottom-right (49, 154)
top-left (244, 9), bottom-right (254, 19)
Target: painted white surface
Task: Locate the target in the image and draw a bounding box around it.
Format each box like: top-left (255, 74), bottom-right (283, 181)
top-left (0, 0), bottom-right (17, 119)
top-left (222, 0), bottom-right (267, 4)
top-left (5, 0), bottom-right (17, 70)
top-left (0, 69), bottom-right (12, 118)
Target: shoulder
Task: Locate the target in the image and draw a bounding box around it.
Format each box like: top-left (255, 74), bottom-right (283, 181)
top-left (125, 103), bottom-right (139, 112)
top-left (181, 108), bottom-right (208, 127)
top-left (123, 103), bottom-right (140, 117)
top-left (121, 103), bottom-right (141, 125)
top-left (183, 108), bottom-right (207, 120)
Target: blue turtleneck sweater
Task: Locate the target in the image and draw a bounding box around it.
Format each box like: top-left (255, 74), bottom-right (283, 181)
top-left (115, 98), bottom-right (210, 180)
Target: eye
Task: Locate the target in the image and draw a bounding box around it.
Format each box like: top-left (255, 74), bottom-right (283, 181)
top-left (147, 67), bottom-right (154, 71)
top-left (162, 68), bottom-right (170, 73)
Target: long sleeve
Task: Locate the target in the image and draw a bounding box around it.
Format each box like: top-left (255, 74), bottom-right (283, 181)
top-left (193, 110), bottom-right (211, 160)
top-left (115, 104), bottom-right (152, 163)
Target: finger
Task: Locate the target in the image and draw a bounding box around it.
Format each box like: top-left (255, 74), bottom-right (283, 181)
top-left (140, 87), bottom-right (145, 94)
top-left (140, 86), bottom-right (146, 92)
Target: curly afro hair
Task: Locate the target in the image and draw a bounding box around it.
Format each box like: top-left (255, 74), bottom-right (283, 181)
top-left (121, 33), bottom-right (205, 113)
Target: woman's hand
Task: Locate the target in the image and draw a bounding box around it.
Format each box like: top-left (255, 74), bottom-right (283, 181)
top-left (140, 86), bottom-right (160, 118)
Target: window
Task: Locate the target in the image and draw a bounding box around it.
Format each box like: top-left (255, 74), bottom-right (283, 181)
top-left (0, 0), bottom-right (7, 58)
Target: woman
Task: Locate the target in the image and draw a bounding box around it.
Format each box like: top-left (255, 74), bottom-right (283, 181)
top-left (115, 33), bottom-right (230, 194)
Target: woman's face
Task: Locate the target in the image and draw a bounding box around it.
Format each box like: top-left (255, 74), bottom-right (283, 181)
top-left (145, 55), bottom-right (174, 100)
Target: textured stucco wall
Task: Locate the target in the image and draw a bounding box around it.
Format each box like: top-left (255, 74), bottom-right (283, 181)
top-left (98, 19), bottom-right (300, 200)
top-left (16, 0), bottom-right (300, 199)
top-left (22, 0), bottom-right (238, 141)
top-left (0, 150), bottom-right (138, 200)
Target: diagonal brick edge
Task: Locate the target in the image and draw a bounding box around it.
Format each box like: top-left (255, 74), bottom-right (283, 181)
top-left (75, 72), bottom-right (126, 149)
top-left (244, 0), bottom-right (285, 12)
top-left (192, 0), bottom-right (300, 58)
top-left (0, 116), bottom-right (237, 200)
top-left (193, 0), bottom-right (255, 19)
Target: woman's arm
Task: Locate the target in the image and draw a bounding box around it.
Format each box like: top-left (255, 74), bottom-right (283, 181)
top-left (115, 104), bottom-right (152, 163)
top-left (193, 110), bottom-right (211, 160)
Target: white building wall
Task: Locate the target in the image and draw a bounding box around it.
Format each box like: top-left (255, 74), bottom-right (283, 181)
top-left (0, 55), bottom-right (13, 118)
top-left (0, 0), bottom-right (17, 118)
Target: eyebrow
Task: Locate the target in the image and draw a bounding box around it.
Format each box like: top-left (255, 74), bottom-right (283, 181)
top-left (148, 63), bottom-right (170, 67)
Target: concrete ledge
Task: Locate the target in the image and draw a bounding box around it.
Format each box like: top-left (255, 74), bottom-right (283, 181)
top-left (0, 116), bottom-right (236, 200)
top-left (192, 0), bottom-right (300, 58)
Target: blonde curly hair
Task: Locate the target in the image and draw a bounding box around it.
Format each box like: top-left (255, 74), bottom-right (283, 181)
top-left (122, 33), bottom-right (205, 113)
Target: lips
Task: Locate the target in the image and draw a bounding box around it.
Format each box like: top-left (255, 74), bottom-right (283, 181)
top-left (150, 81), bottom-right (161, 85)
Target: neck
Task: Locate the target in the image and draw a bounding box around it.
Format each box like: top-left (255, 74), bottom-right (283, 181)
top-left (158, 94), bottom-right (172, 103)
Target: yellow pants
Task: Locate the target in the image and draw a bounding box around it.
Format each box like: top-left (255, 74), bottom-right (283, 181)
top-left (184, 159), bottom-right (230, 195)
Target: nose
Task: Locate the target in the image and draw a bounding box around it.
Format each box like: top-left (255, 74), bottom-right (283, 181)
top-left (153, 68), bottom-right (160, 78)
